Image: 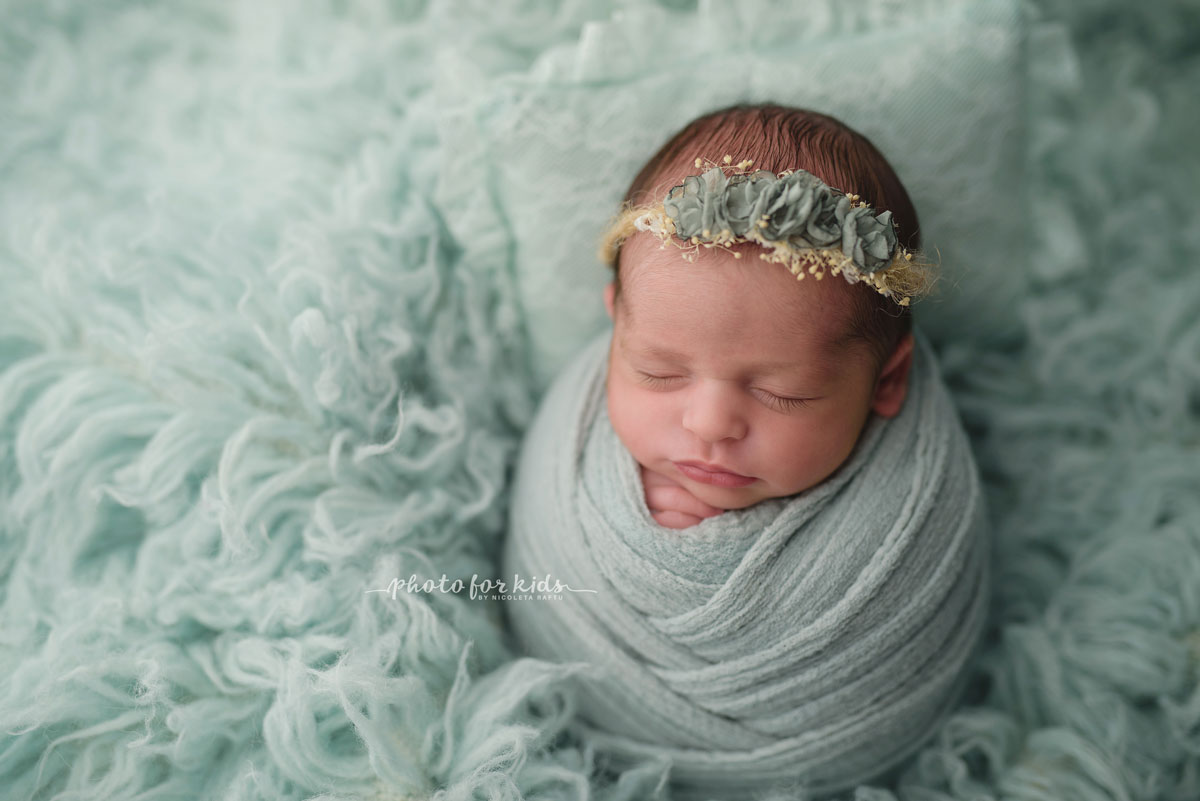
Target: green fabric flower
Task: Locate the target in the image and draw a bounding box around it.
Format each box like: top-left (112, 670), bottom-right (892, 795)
top-left (664, 169), bottom-right (728, 238)
top-left (836, 198), bottom-right (899, 273)
top-left (761, 170), bottom-right (838, 246)
top-left (719, 170), bottom-right (778, 236)
top-left (660, 166), bottom-right (901, 274)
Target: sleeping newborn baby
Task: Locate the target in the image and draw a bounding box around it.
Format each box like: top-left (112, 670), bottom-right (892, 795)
top-left (604, 209), bottom-right (914, 531)
top-left (502, 103), bottom-right (991, 800)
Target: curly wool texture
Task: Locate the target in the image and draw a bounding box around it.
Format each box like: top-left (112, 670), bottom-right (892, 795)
top-left (0, 0), bottom-right (1199, 800)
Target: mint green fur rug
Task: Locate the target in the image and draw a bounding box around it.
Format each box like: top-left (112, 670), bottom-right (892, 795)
top-left (1, 1), bottom-right (1199, 800)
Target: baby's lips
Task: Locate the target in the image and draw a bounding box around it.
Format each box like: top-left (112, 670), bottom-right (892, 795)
top-left (674, 460), bottom-right (757, 488)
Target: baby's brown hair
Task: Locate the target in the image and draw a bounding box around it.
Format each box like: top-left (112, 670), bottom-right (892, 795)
top-left (609, 102), bottom-right (923, 378)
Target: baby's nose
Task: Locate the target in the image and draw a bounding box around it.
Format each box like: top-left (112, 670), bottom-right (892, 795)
top-left (681, 381), bottom-right (748, 443)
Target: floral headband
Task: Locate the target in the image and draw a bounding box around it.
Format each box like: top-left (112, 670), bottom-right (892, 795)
top-left (596, 155), bottom-right (937, 307)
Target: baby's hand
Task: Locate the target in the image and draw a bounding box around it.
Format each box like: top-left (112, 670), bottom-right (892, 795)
top-left (640, 465), bottom-right (724, 529)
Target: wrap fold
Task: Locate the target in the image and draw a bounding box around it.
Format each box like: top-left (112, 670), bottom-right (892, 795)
top-left (502, 324), bottom-right (991, 798)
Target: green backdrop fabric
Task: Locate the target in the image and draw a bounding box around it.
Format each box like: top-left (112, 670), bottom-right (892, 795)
top-left (0, 1), bottom-right (1198, 799)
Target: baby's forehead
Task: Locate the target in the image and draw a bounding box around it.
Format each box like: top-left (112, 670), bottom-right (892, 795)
top-left (620, 289), bottom-right (854, 372)
top-left (622, 247), bottom-right (858, 340)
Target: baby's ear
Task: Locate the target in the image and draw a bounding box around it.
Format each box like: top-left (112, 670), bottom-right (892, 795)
top-left (870, 333), bottom-right (915, 419)
top-left (604, 282), bottom-right (616, 321)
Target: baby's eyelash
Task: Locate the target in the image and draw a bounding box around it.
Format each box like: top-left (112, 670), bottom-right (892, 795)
top-left (763, 394), bottom-right (811, 410)
top-left (636, 372), bottom-right (812, 410)
top-left (637, 373), bottom-right (678, 387)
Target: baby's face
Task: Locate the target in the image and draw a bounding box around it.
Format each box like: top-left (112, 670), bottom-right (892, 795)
top-left (604, 232), bottom-right (892, 512)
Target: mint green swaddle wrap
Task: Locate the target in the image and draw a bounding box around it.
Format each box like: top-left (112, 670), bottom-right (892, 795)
top-left (501, 323), bottom-right (992, 799)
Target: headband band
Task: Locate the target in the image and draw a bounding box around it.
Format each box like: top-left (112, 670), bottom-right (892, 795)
top-left (596, 155), bottom-right (937, 307)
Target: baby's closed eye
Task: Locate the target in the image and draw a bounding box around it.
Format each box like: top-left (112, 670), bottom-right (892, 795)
top-left (636, 371), bottom-right (814, 411)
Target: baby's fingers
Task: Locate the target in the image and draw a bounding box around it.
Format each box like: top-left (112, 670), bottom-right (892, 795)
top-left (646, 485), bottom-right (723, 519)
top-left (640, 467), bottom-right (679, 490)
top-left (652, 509), bottom-right (705, 529)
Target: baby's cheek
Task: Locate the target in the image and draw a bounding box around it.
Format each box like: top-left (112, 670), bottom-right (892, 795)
top-left (605, 378), bottom-right (639, 444)
top-left (774, 416), bottom-right (863, 492)
top-left (608, 380), bottom-right (661, 455)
